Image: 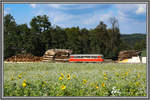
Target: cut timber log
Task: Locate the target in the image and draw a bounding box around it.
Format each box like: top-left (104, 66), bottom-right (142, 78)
top-left (118, 50), bottom-right (142, 61)
top-left (42, 49), bottom-right (72, 62)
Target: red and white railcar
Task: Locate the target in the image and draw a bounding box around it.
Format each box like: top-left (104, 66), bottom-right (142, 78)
top-left (69, 54), bottom-right (104, 63)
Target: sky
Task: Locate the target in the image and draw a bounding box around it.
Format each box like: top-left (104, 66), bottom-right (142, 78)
top-left (4, 4), bottom-right (147, 34)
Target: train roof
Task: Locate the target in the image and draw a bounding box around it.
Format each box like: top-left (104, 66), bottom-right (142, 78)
top-left (70, 54), bottom-right (103, 56)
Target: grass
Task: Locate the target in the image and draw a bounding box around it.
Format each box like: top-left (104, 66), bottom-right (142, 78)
top-left (4, 62), bottom-right (146, 96)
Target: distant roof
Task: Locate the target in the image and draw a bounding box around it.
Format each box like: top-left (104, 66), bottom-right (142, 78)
top-left (70, 54), bottom-right (103, 56)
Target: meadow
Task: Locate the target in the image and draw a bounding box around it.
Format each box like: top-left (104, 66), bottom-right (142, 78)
top-left (4, 62), bottom-right (146, 96)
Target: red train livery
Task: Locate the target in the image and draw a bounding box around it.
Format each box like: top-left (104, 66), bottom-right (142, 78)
top-left (69, 54), bottom-right (104, 63)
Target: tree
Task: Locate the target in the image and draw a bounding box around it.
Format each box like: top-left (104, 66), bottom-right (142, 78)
top-left (140, 39), bottom-right (146, 49)
top-left (30, 15), bottom-right (51, 34)
top-left (4, 14), bottom-right (125, 60)
top-left (4, 14), bottom-right (17, 35)
top-left (29, 15), bottom-right (52, 56)
top-left (109, 17), bottom-right (119, 32)
top-left (108, 17), bottom-right (121, 58)
top-left (51, 26), bottom-right (67, 49)
top-left (134, 42), bottom-right (141, 50)
top-left (4, 14), bottom-right (18, 59)
top-left (134, 39), bottom-right (146, 51)
top-left (17, 24), bottom-right (31, 54)
top-left (95, 21), bottom-right (109, 55)
top-left (79, 28), bottom-right (90, 54)
top-left (65, 27), bottom-right (80, 53)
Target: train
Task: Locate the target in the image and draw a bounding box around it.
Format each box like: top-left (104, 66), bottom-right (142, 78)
top-left (69, 54), bottom-right (104, 63)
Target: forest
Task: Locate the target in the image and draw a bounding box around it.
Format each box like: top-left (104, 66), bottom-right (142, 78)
top-left (4, 14), bottom-right (146, 59)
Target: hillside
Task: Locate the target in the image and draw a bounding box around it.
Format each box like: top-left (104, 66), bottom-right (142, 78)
top-left (120, 33), bottom-right (147, 56)
top-left (120, 33), bottom-right (146, 47)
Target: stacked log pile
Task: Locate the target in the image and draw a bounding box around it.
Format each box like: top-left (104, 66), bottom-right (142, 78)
top-left (5, 54), bottom-right (43, 62)
top-left (118, 50), bottom-right (142, 61)
top-left (42, 49), bottom-right (72, 62)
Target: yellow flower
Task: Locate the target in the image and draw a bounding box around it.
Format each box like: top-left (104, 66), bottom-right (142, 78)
top-left (104, 77), bottom-right (108, 80)
top-left (67, 74), bottom-right (71, 80)
top-left (101, 83), bottom-right (105, 87)
top-left (18, 74), bottom-right (22, 79)
top-left (61, 73), bottom-right (64, 78)
top-left (23, 79), bottom-right (26, 83)
top-left (83, 79), bottom-right (87, 84)
top-left (103, 72), bottom-right (107, 77)
top-left (22, 82), bottom-right (27, 87)
top-left (96, 86), bottom-right (99, 89)
top-left (61, 85), bottom-right (66, 90)
top-left (59, 76), bottom-right (63, 80)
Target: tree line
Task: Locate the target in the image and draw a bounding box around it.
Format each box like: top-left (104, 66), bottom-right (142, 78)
top-left (4, 14), bottom-right (146, 59)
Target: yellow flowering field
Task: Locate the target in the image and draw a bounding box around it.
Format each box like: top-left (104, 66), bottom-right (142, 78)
top-left (4, 62), bottom-right (146, 96)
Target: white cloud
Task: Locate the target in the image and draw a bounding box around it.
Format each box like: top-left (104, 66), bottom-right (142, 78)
top-left (82, 12), bottom-right (113, 26)
top-left (115, 4), bottom-right (146, 23)
top-left (30, 4), bottom-right (37, 8)
top-left (117, 10), bottom-right (130, 22)
top-left (29, 4), bottom-right (146, 33)
top-left (50, 11), bottom-right (75, 24)
top-left (136, 4), bottom-right (146, 14)
top-left (115, 4), bottom-right (146, 15)
top-left (114, 4), bottom-right (146, 34)
top-left (32, 4), bottom-right (115, 29)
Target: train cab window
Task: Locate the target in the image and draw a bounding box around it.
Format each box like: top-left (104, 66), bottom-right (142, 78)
top-left (74, 56), bottom-right (77, 58)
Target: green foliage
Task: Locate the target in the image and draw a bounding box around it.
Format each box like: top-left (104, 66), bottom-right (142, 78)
top-left (4, 14), bottom-right (18, 59)
top-left (4, 14), bottom-right (146, 59)
top-left (120, 34), bottom-right (146, 50)
top-left (4, 62), bottom-right (146, 96)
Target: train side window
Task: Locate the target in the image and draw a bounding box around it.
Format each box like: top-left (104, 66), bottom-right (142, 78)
top-left (75, 56), bottom-right (78, 58)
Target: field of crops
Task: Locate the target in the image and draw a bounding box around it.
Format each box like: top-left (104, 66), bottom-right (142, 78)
top-left (4, 62), bottom-right (146, 96)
